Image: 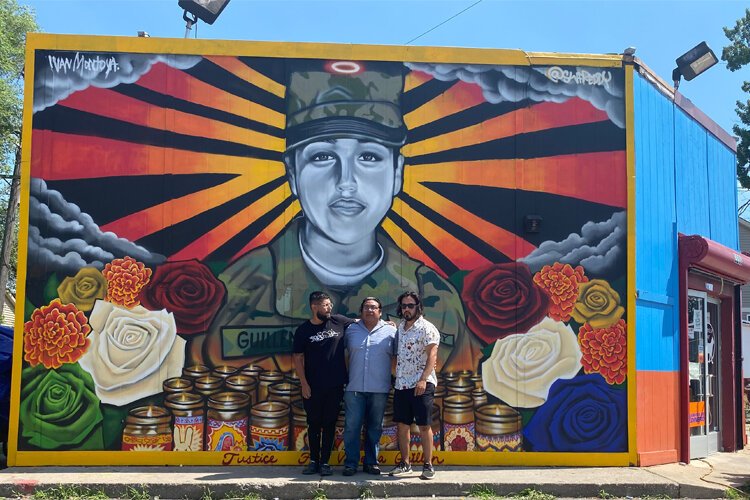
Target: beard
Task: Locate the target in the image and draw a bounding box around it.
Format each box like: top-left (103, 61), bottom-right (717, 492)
top-left (316, 310), bottom-right (331, 321)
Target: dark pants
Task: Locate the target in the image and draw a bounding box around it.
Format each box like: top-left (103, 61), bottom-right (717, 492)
top-left (303, 385), bottom-right (344, 464)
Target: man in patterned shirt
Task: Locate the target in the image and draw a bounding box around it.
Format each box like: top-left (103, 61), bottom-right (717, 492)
top-left (389, 291), bottom-right (439, 480)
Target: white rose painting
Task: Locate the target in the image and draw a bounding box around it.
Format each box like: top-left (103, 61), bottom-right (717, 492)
top-left (482, 317), bottom-right (582, 408)
top-left (79, 301), bottom-right (186, 406)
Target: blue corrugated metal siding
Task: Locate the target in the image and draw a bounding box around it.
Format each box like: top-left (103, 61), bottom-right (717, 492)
top-left (634, 74), bottom-right (679, 371)
top-left (706, 137), bottom-right (739, 249)
top-left (634, 72), bottom-right (739, 372)
top-left (674, 109), bottom-right (711, 236)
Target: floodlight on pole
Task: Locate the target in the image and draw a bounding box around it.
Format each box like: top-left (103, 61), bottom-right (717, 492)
top-left (178, 0), bottom-right (231, 33)
top-left (671, 41), bottom-right (718, 90)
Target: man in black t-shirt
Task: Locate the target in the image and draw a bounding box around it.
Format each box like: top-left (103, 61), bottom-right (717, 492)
top-left (293, 291), bottom-right (354, 476)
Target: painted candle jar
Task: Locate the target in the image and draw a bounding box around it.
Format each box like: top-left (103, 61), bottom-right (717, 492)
top-left (182, 364), bottom-right (210, 380)
top-left (285, 370), bottom-right (300, 386)
top-left (258, 371), bottom-right (284, 402)
top-left (471, 388), bottom-right (488, 408)
top-left (291, 400), bottom-right (309, 451)
top-left (212, 365), bottom-right (239, 382)
top-left (333, 408), bottom-right (346, 451)
top-left (457, 370), bottom-right (474, 382)
top-left (122, 405), bottom-right (172, 451)
top-left (442, 372), bottom-right (460, 386)
top-left (433, 384), bottom-right (447, 414)
top-left (205, 391), bottom-right (250, 451)
top-left (164, 392), bottom-right (204, 452)
top-left (409, 404), bottom-right (441, 452)
top-left (469, 374), bottom-right (483, 390)
top-left (380, 401), bottom-right (398, 451)
top-left (443, 394), bottom-right (475, 451)
top-left (474, 404), bottom-right (522, 452)
top-left (268, 382), bottom-right (301, 406)
top-left (249, 401), bottom-right (290, 451)
top-left (240, 364), bottom-right (264, 380)
top-left (193, 375), bottom-right (224, 398)
top-left (225, 374), bottom-right (259, 408)
top-left (163, 377), bottom-right (194, 395)
top-left (446, 377), bottom-right (474, 398)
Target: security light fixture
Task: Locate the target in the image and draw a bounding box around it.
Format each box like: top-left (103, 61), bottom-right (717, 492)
top-left (672, 41), bottom-right (718, 90)
top-left (137, 31), bottom-right (150, 37)
top-left (178, 0), bottom-right (231, 25)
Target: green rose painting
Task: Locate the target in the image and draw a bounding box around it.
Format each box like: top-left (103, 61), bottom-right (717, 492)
top-left (19, 364), bottom-right (104, 450)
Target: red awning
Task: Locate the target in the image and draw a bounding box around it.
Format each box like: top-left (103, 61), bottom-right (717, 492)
top-left (678, 234), bottom-right (750, 284)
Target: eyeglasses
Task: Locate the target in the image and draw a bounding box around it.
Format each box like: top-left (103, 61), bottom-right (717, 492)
top-left (400, 303), bottom-right (417, 309)
top-left (363, 305), bottom-right (380, 311)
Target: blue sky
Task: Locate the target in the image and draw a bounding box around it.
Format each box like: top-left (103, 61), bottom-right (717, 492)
top-left (23, 0), bottom-right (748, 136)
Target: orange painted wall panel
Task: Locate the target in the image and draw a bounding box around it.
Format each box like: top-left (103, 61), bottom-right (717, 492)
top-left (636, 370), bottom-right (680, 465)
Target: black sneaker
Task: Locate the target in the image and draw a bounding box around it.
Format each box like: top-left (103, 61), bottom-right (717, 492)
top-left (388, 461), bottom-right (412, 476)
top-left (343, 466), bottom-right (357, 476)
top-left (363, 464), bottom-right (381, 475)
top-left (320, 463), bottom-right (333, 476)
top-left (420, 463), bottom-right (435, 480)
top-left (302, 461), bottom-right (319, 475)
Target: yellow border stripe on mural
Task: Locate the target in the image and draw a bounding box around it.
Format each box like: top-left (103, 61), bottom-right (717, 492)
top-left (26, 33), bottom-right (623, 67)
top-left (8, 34), bottom-right (40, 468)
top-left (13, 450), bottom-right (631, 467)
top-left (624, 63), bottom-right (638, 466)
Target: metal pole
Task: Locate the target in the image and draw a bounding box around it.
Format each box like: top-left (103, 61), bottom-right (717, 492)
top-left (183, 10), bottom-right (197, 38)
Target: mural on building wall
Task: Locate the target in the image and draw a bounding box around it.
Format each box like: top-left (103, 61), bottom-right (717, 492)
top-left (18, 47), bottom-right (628, 461)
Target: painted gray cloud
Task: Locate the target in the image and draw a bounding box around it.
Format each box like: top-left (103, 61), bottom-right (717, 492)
top-left (34, 52), bottom-right (202, 112)
top-left (28, 178), bottom-right (165, 276)
top-left (405, 62), bottom-right (624, 128)
top-left (520, 211), bottom-right (626, 277)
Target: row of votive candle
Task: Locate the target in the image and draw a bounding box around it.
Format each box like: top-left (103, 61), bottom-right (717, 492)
top-left (122, 364), bottom-right (303, 452)
top-left (121, 367), bottom-right (522, 452)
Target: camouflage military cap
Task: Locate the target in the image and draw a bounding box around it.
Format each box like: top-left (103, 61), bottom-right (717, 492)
top-left (285, 60), bottom-right (407, 150)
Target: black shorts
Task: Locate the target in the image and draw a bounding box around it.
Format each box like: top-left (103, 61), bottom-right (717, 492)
top-left (393, 383), bottom-right (435, 426)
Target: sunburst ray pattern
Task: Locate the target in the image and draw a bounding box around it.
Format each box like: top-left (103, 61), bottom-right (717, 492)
top-left (30, 59), bottom-right (626, 273)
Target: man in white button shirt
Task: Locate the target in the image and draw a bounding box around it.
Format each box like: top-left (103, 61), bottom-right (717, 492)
top-left (389, 291), bottom-right (439, 480)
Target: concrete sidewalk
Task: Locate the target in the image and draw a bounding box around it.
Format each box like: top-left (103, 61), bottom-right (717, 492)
top-left (0, 448), bottom-right (748, 499)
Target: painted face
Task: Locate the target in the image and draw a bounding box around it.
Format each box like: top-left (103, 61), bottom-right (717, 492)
top-left (361, 299), bottom-right (382, 322)
top-left (312, 299), bottom-right (333, 321)
top-left (288, 138), bottom-right (404, 245)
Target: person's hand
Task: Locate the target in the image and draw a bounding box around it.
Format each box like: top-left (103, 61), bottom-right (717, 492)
top-left (414, 379), bottom-right (427, 396)
top-left (301, 381), bottom-right (312, 399)
top-left (385, 320), bottom-right (397, 328)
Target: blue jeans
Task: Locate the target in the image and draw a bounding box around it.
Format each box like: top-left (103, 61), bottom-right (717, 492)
top-left (343, 391), bottom-right (388, 469)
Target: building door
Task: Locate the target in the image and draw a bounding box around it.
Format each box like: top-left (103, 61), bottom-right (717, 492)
top-left (688, 290), bottom-right (721, 458)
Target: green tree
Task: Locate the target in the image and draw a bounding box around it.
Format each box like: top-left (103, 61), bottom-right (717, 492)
top-left (0, 0), bottom-right (37, 294)
top-left (723, 8), bottom-right (750, 189)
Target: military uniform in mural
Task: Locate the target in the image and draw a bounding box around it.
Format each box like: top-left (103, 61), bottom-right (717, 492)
top-left (190, 59), bottom-right (481, 372)
top-left (190, 219), bottom-right (479, 372)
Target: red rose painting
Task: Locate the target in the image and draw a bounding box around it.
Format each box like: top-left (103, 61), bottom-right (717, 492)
top-left (140, 259), bottom-right (226, 336)
top-left (462, 262), bottom-right (549, 343)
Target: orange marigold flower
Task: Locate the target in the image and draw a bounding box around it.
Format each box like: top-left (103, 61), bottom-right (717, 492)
top-left (578, 319), bottom-right (627, 385)
top-left (23, 299), bottom-right (91, 369)
top-left (533, 263), bottom-right (588, 321)
top-left (103, 256), bottom-right (152, 308)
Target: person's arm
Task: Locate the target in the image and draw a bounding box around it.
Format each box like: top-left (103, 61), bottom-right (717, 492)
top-left (292, 328), bottom-right (311, 399)
top-left (293, 353), bottom-right (311, 399)
top-left (414, 343), bottom-right (437, 396)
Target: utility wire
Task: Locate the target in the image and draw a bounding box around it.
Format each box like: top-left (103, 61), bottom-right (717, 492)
top-left (405, 0), bottom-right (483, 45)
